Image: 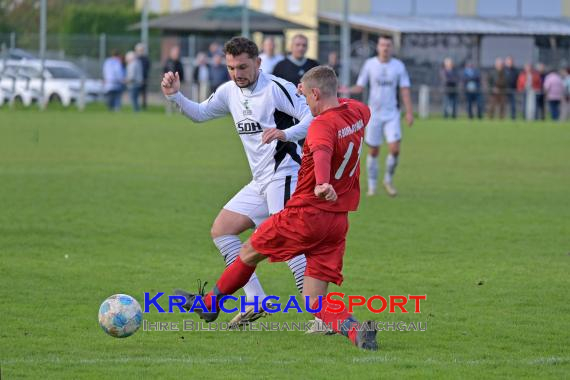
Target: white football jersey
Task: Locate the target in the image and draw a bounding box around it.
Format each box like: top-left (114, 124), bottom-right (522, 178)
top-left (167, 71), bottom-right (312, 184)
top-left (356, 57), bottom-right (411, 120)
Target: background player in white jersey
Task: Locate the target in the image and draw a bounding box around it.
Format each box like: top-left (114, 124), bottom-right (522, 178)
top-left (161, 37), bottom-right (311, 324)
top-left (346, 35), bottom-right (414, 197)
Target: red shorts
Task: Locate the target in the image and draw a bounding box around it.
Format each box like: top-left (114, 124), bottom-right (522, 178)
top-left (250, 206), bottom-right (349, 286)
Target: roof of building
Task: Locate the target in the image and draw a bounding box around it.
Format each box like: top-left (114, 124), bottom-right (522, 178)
top-left (319, 12), bottom-right (570, 36)
top-left (131, 6), bottom-right (311, 34)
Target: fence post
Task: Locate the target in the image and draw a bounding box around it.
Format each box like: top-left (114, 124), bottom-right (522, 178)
top-left (1, 42), bottom-right (6, 69)
top-left (525, 90), bottom-right (536, 121)
top-left (10, 32), bottom-right (16, 49)
top-left (38, 0), bottom-right (47, 110)
top-left (141, 0), bottom-right (149, 52)
top-left (77, 55), bottom-right (87, 111)
top-left (99, 33), bottom-right (106, 72)
top-left (187, 34), bottom-right (196, 98)
top-left (418, 85), bottom-right (430, 119)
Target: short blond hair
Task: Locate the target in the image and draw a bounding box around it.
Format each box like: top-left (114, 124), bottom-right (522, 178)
top-left (291, 34), bottom-right (308, 43)
top-left (301, 66), bottom-right (338, 98)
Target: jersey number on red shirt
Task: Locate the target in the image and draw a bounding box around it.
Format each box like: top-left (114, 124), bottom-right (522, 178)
top-left (335, 137), bottom-right (364, 179)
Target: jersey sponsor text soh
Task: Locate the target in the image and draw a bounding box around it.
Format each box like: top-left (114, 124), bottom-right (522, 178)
top-left (236, 118), bottom-right (262, 135)
top-left (168, 71), bottom-right (313, 184)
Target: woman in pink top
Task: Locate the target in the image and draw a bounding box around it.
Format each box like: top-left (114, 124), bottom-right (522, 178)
top-left (543, 70), bottom-right (564, 120)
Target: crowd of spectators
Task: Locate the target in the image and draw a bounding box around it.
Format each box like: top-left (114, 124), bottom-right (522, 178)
top-left (439, 56), bottom-right (570, 121)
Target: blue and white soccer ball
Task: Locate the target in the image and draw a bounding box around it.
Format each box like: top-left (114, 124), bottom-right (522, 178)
top-left (98, 294), bottom-right (142, 338)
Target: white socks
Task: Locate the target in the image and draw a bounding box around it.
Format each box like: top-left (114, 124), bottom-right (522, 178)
top-left (368, 153), bottom-right (399, 187)
top-left (384, 154), bottom-right (399, 183)
top-left (213, 235), bottom-right (266, 302)
top-left (367, 154), bottom-right (379, 191)
top-left (286, 255), bottom-right (306, 294)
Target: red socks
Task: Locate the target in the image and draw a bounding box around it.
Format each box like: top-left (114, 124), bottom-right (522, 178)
top-left (201, 262), bottom-right (360, 347)
top-left (312, 297), bottom-right (359, 344)
top-left (204, 256), bottom-right (256, 309)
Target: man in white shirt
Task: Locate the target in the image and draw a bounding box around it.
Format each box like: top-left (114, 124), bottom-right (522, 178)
top-left (162, 37), bottom-right (311, 325)
top-left (346, 35), bottom-right (414, 197)
top-left (102, 49), bottom-right (125, 111)
top-left (259, 36), bottom-right (283, 75)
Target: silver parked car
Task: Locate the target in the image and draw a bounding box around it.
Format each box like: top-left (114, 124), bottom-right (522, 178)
top-left (0, 59), bottom-right (105, 107)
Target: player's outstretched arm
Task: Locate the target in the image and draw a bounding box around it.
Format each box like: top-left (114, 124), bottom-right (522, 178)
top-left (338, 84), bottom-right (364, 95)
top-left (281, 107), bottom-right (313, 142)
top-left (340, 60), bottom-right (370, 96)
top-left (400, 87), bottom-right (414, 127)
top-left (162, 71), bottom-right (229, 122)
top-left (313, 147), bottom-right (337, 202)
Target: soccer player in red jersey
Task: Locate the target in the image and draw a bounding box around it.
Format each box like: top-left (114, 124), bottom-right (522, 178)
top-left (175, 66), bottom-right (378, 350)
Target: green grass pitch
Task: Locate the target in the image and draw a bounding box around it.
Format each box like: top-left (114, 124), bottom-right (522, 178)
top-left (0, 107), bottom-right (568, 379)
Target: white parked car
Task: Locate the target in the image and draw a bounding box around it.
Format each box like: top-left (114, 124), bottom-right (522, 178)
top-left (0, 63), bottom-right (38, 106)
top-left (0, 59), bottom-right (104, 107)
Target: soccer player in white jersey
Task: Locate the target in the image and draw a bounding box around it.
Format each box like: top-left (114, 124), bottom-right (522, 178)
top-left (161, 37), bottom-right (311, 324)
top-left (346, 35), bottom-right (414, 197)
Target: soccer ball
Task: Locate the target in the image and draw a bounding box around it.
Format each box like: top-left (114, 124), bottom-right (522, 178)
top-left (98, 294), bottom-right (142, 338)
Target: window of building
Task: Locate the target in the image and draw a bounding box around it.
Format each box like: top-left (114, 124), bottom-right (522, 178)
top-left (416, 0), bottom-right (456, 15)
top-left (288, 0), bottom-right (301, 14)
top-left (522, 0), bottom-right (561, 17)
top-left (149, 0), bottom-right (161, 13)
top-left (170, 0), bottom-right (181, 12)
top-left (261, 0), bottom-right (276, 13)
top-left (371, 0), bottom-right (412, 15)
top-left (480, 36), bottom-right (534, 66)
top-left (193, 0), bottom-right (204, 7)
top-left (477, 0), bottom-right (517, 17)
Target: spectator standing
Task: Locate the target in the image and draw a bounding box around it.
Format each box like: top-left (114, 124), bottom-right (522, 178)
top-left (102, 49), bottom-right (125, 111)
top-left (135, 43), bottom-right (151, 110)
top-left (193, 52), bottom-right (210, 101)
top-left (535, 63), bottom-right (547, 120)
top-left (562, 67), bottom-right (570, 120)
top-left (504, 56), bottom-right (519, 119)
top-left (487, 58), bottom-right (507, 119)
top-left (125, 51), bottom-right (144, 112)
top-left (208, 42), bottom-right (223, 58)
top-left (462, 61), bottom-right (483, 119)
top-left (516, 63), bottom-right (541, 119)
top-left (163, 45), bottom-right (185, 83)
top-left (163, 45), bottom-right (186, 110)
top-left (259, 36), bottom-right (284, 74)
top-left (327, 51), bottom-right (341, 77)
top-left (543, 69), bottom-right (564, 121)
top-left (440, 57), bottom-right (459, 118)
top-left (272, 34), bottom-right (319, 86)
top-left (209, 53), bottom-right (230, 92)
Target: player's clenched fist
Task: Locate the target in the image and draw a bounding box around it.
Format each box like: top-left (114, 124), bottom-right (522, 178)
top-left (161, 71), bottom-right (180, 96)
top-left (314, 183), bottom-right (337, 202)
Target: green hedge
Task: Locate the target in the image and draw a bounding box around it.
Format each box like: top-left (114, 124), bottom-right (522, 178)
top-left (58, 4), bottom-right (140, 57)
top-left (60, 4), bottom-right (140, 35)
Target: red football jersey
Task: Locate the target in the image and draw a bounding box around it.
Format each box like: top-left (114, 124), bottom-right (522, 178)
top-left (287, 98), bottom-right (370, 212)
